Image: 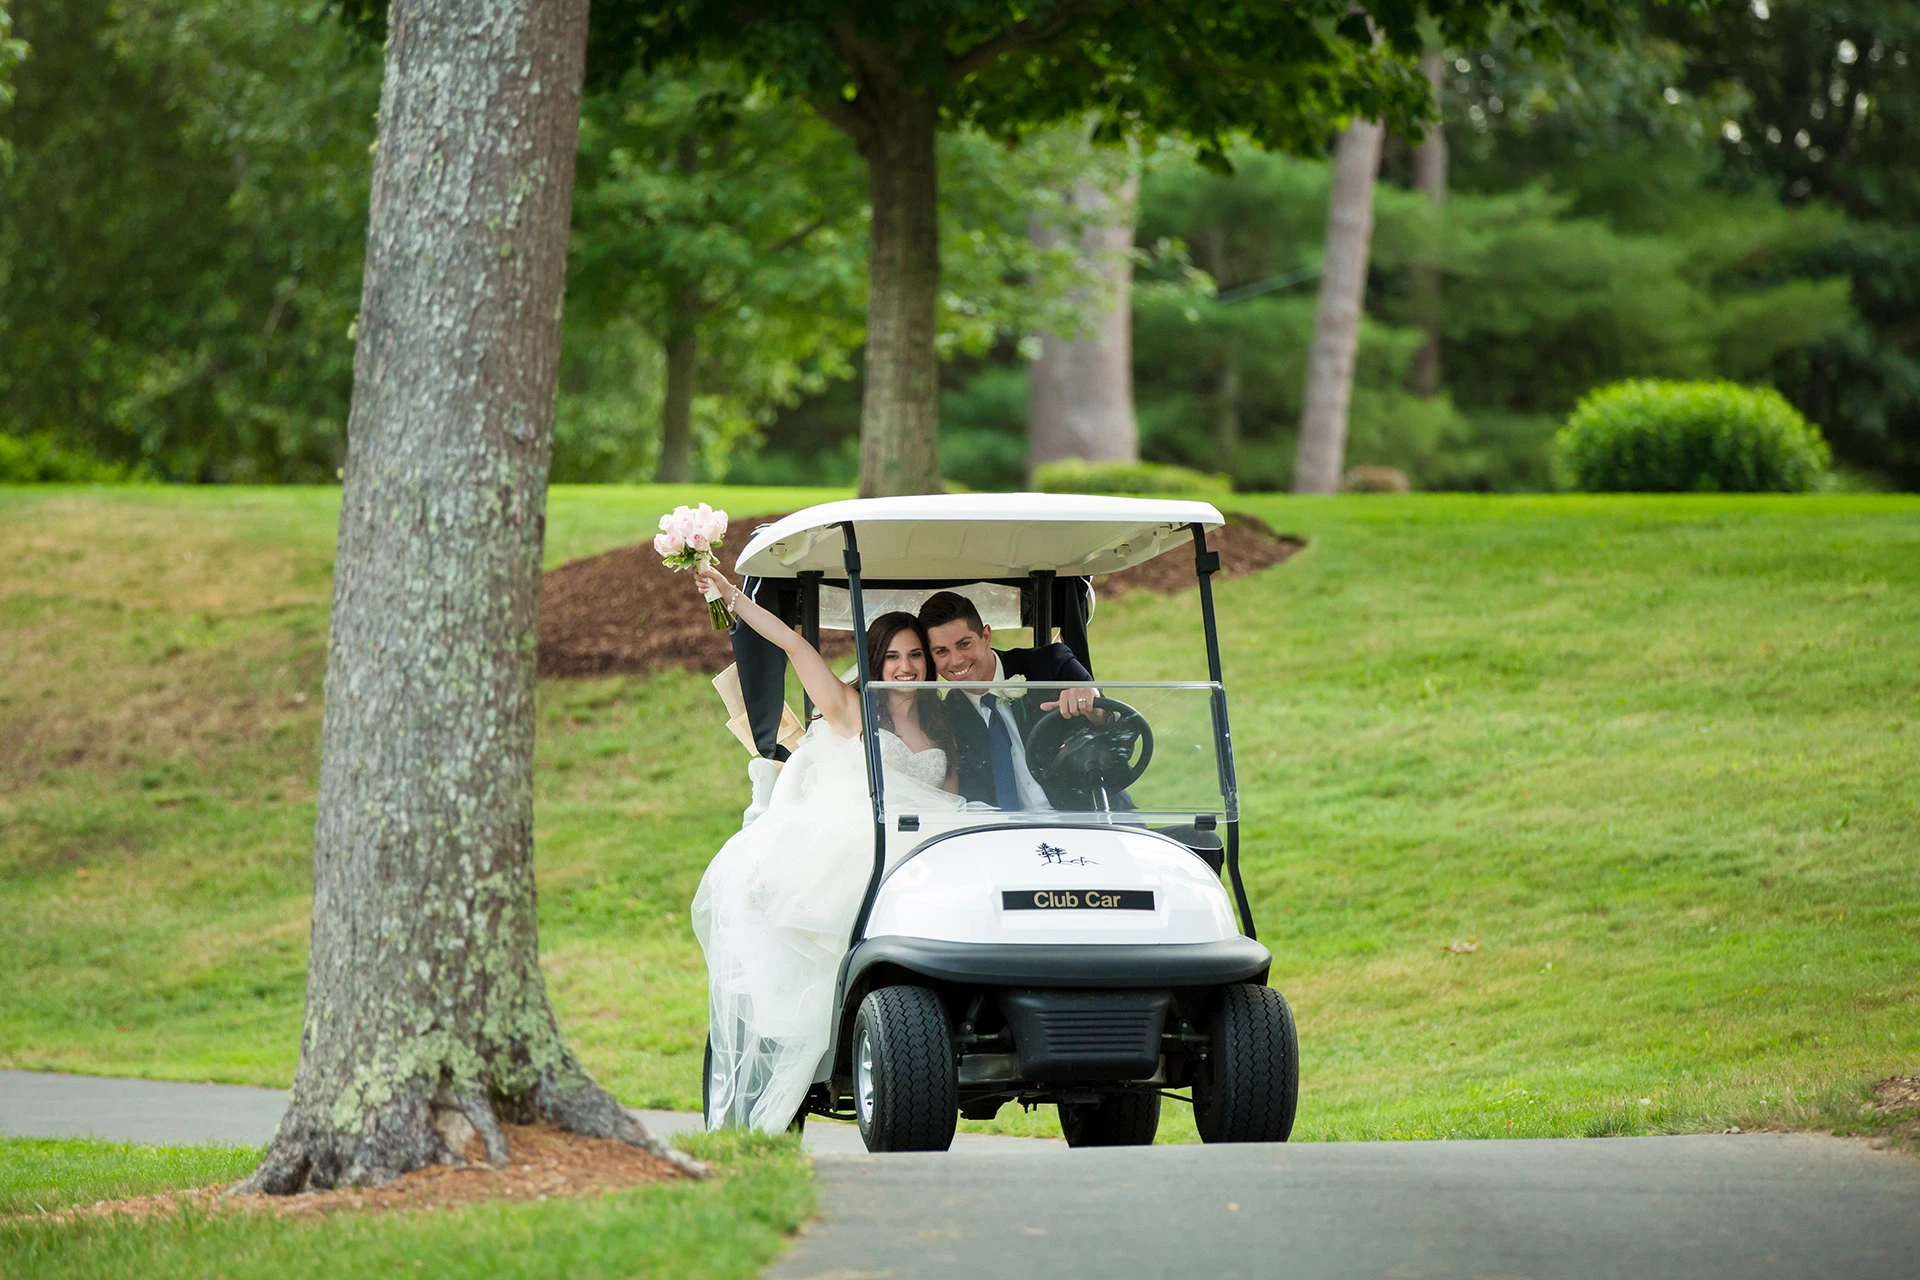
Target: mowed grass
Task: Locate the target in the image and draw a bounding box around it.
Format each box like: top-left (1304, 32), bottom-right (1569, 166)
top-left (1, 485), bottom-right (1916, 1146)
top-left (0, 1129), bottom-right (813, 1280)
top-left (0, 1138), bottom-right (262, 1215)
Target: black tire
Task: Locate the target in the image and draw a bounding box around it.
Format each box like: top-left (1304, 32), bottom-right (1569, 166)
top-left (1059, 1092), bottom-right (1162, 1148)
top-left (852, 985), bottom-right (958, 1152)
top-left (1193, 984), bottom-right (1298, 1144)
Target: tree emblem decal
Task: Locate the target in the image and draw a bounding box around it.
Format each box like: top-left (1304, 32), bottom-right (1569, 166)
top-left (1036, 841), bottom-right (1096, 867)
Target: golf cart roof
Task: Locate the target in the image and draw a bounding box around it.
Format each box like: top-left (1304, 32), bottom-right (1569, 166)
top-left (732, 493), bottom-right (1226, 581)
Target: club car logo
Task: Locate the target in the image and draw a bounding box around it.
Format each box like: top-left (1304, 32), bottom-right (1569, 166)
top-left (1036, 840), bottom-right (1096, 868)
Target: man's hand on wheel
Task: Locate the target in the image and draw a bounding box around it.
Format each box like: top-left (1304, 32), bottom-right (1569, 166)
top-left (1040, 687), bottom-right (1106, 723)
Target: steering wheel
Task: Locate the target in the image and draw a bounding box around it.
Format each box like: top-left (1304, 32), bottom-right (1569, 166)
top-left (1022, 696), bottom-right (1154, 804)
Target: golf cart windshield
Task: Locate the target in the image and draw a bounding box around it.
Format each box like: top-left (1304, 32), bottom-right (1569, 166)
top-left (870, 681), bottom-right (1233, 848)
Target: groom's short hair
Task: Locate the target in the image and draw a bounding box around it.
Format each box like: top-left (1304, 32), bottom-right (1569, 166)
top-left (919, 590), bottom-right (984, 635)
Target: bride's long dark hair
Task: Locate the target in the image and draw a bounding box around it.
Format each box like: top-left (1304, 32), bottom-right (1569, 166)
top-left (864, 611), bottom-right (956, 756)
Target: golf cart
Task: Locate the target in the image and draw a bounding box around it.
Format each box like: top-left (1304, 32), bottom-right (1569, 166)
top-left (720, 493), bottom-right (1298, 1150)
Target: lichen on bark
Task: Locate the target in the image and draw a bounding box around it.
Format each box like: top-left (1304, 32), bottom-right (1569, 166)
top-left (241, 0), bottom-right (698, 1194)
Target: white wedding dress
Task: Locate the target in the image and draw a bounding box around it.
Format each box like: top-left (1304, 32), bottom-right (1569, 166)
top-left (693, 720), bottom-right (973, 1132)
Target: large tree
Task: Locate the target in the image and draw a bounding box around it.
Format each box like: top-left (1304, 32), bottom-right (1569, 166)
top-left (244, 0), bottom-right (691, 1193)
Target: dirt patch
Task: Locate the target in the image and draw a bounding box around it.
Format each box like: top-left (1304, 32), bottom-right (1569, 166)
top-left (537, 510), bottom-right (1303, 680)
top-left (1871, 1076), bottom-right (1920, 1114)
top-left (33, 1124), bottom-right (683, 1224)
top-left (1093, 511), bottom-right (1304, 599)
top-left (537, 516), bottom-right (854, 680)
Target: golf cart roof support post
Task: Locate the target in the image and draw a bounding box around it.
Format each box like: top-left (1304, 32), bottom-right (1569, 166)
top-left (1191, 522), bottom-right (1256, 942)
top-left (842, 522), bottom-right (888, 950)
top-left (1031, 569), bottom-right (1055, 643)
top-left (799, 571), bottom-right (823, 719)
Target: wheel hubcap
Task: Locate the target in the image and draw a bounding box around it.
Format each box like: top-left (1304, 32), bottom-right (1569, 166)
top-left (855, 1026), bottom-right (875, 1127)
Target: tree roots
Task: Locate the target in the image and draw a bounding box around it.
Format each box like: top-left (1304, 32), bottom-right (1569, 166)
top-left (237, 1072), bottom-right (706, 1195)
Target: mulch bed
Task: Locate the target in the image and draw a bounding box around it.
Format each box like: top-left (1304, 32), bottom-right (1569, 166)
top-left (33, 1124), bottom-right (683, 1224)
top-left (536, 510), bottom-right (1303, 680)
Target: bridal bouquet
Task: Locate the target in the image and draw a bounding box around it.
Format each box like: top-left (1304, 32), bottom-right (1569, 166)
top-left (655, 503), bottom-right (733, 629)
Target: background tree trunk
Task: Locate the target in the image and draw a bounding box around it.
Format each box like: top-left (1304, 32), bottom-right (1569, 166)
top-left (243, 0), bottom-right (690, 1194)
top-left (1408, 51), bottom-right (1447, 398)
top-left (856, 92), bottom-right (942, 497)
top-left (657, 303), bottom-right (698, 483)
top-left (1293, 119), bottom-right (1385, 494)
top-left (1026, 166), bottom-right (1141, 477)
top-left (656, 133), bottom-right (700, 483)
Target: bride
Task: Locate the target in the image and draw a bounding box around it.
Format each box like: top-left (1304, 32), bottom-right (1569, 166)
top-left (689, 563), bottom-right (975, 1131)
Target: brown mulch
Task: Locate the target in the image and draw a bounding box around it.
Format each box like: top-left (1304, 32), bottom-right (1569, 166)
top-left (35, 1124), bottom-right (682, 1225)
top-left (536, 509), bottom-right (1304, 680)
top-left (1871, 1076), bottom-right (1920, 1114)
top-left (1092, 511), bottom-right (1304, 600)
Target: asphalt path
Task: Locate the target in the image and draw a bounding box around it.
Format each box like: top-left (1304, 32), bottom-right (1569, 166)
top-left (5, 1071), bottom-right (1917, 1278)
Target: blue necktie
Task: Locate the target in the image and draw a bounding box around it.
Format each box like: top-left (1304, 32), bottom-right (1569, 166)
top-left (981, 693), bottom-right (1020, 808)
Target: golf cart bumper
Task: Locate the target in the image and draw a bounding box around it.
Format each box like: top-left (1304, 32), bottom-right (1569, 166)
top-left (843, 934), bottom-right (1271, 989)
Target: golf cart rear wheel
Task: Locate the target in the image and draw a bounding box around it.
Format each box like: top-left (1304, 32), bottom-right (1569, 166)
top-left (1193, 984), bottom-right (1299, 1144)
top-left (1059, 1092), bottom-right (1162, 1147)
top-left (852, 985), bottom-right (958, 1152)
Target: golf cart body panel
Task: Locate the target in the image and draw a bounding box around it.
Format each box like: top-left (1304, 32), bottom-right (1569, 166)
top-left (867, 824), bottom-right (1239, 946)
top-left (715, 494), bottom-right (1294, 1147)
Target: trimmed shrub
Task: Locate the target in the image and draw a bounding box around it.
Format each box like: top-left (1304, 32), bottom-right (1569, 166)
top-left (1033, 458), bottom-right (1230, 496)
top-left (0, 433), bottom-right (152, 483)
top-left (1556, 380), bottom-right (1831, 493)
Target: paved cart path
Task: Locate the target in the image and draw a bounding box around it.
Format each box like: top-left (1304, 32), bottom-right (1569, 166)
top-left (772, 1133), bottom-right (1920, 1280)
top-left (0, 1068), bottom-right (1015, 1155)
top-left (6, 1071), bottom-right (1918, 1279)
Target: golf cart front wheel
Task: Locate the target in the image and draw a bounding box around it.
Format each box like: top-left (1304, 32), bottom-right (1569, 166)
top-left (1194, 984), bottom-right (1299, 1144)
top-left (1059, 1091), bottom-right (1162, 1147)
top-left (852, 985), bottom-right (958, 1152)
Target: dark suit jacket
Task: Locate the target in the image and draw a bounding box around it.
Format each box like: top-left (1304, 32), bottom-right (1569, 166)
top-left (944, 643), bottom-right (1093, 805)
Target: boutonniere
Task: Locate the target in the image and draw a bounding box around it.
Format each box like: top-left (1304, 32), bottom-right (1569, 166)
top-left (1000, 673), bottom-right (1029, 700)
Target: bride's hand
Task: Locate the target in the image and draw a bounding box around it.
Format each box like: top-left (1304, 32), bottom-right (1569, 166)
top-left (693, 563), bottom-right (738, 609)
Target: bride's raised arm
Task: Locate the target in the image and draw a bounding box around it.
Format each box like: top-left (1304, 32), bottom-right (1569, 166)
top-left (693, 564), bottom-right (862, 738)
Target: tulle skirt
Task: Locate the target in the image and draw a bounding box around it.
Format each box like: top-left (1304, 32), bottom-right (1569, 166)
top-left (691, 725), bottom-right (964, 1132)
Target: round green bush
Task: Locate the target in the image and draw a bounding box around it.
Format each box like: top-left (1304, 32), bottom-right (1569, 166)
top-left (1556, 380), bottom-right (1831, 493)
top-left (1032, 458), bottom-right (1230, 496)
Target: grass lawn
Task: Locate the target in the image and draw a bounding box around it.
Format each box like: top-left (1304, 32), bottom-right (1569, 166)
top-left (1, 485), bottom-right (1916, 1147)
top-left (0, 1130), bottom-right (812, 1279)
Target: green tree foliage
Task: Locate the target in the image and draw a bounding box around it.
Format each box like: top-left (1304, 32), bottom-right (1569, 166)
top-left (1651, 0), bottom-right (1920, 486)
top-left (1121, 131), bottom-right (1854, 492)
top-left (570, 0), bottom-right (1612, 495)
top-left (560, 65), bottom-right (868, 482)
top-left (0, 0), bottom-right (380, 481)
top-left (1557, 379), bottom-right (1832, 493)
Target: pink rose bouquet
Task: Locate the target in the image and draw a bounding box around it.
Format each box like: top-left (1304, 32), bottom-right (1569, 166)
top-left (654, 503), bottom-right (733, 629)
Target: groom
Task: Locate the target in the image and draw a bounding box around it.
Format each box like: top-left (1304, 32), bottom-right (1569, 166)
top-left (918, 591), bottom-right (1099, 809)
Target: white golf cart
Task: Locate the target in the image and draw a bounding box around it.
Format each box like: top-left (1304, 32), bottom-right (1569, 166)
top-left (719, 493), bottom-right (1298, 1151)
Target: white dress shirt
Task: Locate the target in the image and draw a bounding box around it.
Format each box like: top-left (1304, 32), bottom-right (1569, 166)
top-left (961, 652), bottom-right (1050, 810)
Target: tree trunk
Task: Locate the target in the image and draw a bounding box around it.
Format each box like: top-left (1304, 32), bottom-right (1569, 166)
top-left (1293, 119), bottom-right (1385, 495)
top-left (857, 93), bottom-right (942, 497)
top-left (242, 0), bottom-right (693, 1194)
top-left (1408, 51), bottom-right (1447, 399)
top-left (1026, 167), bottom-right (1141, 476)
top-left (655, 134), bottom-right (699, 484)
top-left (1216, 342), bottom-right (1242, 463)
top-left (658, 305), bottom-right (697, 483)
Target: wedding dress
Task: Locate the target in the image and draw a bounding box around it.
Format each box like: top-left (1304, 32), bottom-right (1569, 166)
top-left (693, 720), bottom-right (973, 1132)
